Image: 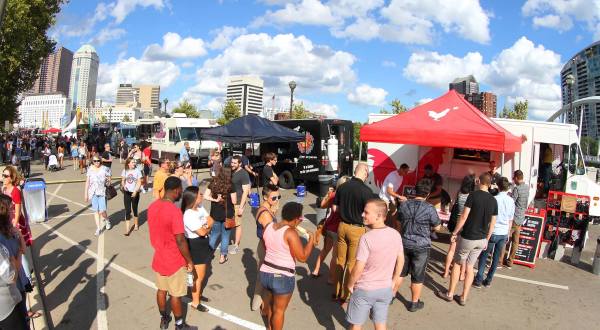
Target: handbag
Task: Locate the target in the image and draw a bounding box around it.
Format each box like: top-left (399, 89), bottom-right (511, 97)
top-left (223, 195), bottom-right (236, 229)
top-left (447, 200), bottom-right (460, 233)
top-left (105, 180), bottom-right (117, 200)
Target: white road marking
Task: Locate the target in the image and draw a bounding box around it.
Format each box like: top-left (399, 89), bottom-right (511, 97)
top-left (97, 231), bottom-right (108, 330)
top-left (48, 212), bottom-right (96, 219)
top-left (45, 184), bottom-right (63, 205)
top-left (47, 191), bottom-right (89, 209)
top-left (40, 225), bottom-right (266, 330)
top-left (494, 273), bottom-right (569, 290)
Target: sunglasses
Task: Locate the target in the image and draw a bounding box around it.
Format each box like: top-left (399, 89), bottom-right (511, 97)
top-left (93, 160), bottom-right (101, 163)
top-left (2, 174), bottom-right (9, 178)
top-left (270, 195), bottom-right (282, 201)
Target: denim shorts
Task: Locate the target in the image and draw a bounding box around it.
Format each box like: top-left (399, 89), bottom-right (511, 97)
top-left (91, 195), bottom-right (107, 212)
top-left (346, 287), bottom-right (393, 325)
top-left (259, 271), bottom-right (295, 295)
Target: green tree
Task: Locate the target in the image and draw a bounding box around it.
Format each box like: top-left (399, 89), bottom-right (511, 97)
top-left (580, 136), bottom-right (599, 156)
top-left (122, 115), bottom-right (131, 122)
top-left (217, 99), bottom-right (241, 125)
top-left (172, 99), bottom-right (200, 118)
top-left (500, 100), bottom-right (528, 120)
top-left (390, 98), bottom-right (408, 114)
top-left (100, 115), bottom-right (107, 123)
top-left (0, 0), bottom-right (64, 124)
top-left (353, 122), bottom-right (367, 161)
top-left (379, 98), bottom-right (408, 114)
top-left (291, 102), bottom-right (310, 119)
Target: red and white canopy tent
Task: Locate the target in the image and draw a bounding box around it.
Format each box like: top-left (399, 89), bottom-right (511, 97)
top-left (359, 90), bottom-right (523, 184)
top-left (360, 90), bottom-right (522, 152)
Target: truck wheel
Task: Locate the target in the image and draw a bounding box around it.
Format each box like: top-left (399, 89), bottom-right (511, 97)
top-left (278, 171), bottom-right (295, 189)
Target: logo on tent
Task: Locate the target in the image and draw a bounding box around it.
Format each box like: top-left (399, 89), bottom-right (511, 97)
top-left (428, 106), bottom-right (459, 121)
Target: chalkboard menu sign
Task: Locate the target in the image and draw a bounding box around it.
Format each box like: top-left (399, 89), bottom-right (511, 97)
top-left (514, 213), bottom-right (545, 268)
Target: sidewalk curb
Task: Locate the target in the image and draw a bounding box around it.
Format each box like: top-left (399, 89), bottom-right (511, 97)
top-left (26, 248), bottom-right (52, 330)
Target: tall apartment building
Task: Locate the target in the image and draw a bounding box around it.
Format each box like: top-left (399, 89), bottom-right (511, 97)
top-left (466, 92), bottom-right (497, 117)
top-left (29, 46), bottom-right (73, 95)
top-left (116, 84), bottom-right (137, 106)
top-left (135, 85), bottom-right (160, 112)
top-left (226, 76), bottom-right (264, 116)
top-left (69, 44), bottom-right (99, 109)
top-left (561, 40), bottom-right (600, 138)
top-left (18, 93), bottom-right (72, 128)
top-left (449, 75), bottom-right (479, 95)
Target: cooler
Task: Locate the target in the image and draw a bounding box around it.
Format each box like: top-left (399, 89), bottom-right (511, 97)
top-left (23, 178), bottom-right (47, 224)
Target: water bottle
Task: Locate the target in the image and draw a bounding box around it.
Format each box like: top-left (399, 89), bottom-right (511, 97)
top-left (187, 271), bottom-right (194, 287)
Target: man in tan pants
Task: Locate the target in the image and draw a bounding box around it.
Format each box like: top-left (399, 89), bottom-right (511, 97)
top-left (333, 163), bottom-right (376, 303)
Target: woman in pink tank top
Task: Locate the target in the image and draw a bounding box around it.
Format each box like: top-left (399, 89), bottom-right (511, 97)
top-left (259, 202), bottom-right (315, 330)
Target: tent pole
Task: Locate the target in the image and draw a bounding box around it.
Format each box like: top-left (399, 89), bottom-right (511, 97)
top-left (357, 141), bottom-right (362, 170)
top-left (501, 153), bottom-right (505, 176)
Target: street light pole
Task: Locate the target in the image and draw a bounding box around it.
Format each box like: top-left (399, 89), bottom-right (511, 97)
top-left (565, 73), bottom-right (575, 124)
top-left (288, 81), bottom-right (296, 118)
top-left (109, 106), bottom-right (113, 124)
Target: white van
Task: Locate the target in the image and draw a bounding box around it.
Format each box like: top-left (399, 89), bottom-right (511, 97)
top-left (365, 114), bottom-right (600, 218)
top-left (137, 114), bottom-right (219, 165)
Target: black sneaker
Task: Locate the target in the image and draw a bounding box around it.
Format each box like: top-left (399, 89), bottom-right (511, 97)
top-left (483, 281), bottom-right (491, 288)
top-left (472, 282), bottom-right (483, 289)
top-left (160, 315), bottom-right (172, 330)
top-left (175, 322), bottom-right (198, 330)
top-left (407, 300), bottom-right (425, 312)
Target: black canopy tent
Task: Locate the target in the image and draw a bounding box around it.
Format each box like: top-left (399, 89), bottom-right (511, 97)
top-left (200, 114), bottom-right (305, 143)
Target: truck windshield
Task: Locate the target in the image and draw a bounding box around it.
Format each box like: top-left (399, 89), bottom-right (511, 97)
top-left (178, 127), bottom-right (199, 141)
top-left (567, 143), bottom-right (586, 175)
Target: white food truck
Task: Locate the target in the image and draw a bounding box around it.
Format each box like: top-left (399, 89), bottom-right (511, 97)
top-left (366, 114), bottom-right (600, 219)
top-left (137, 114), bottom-right (219, 165)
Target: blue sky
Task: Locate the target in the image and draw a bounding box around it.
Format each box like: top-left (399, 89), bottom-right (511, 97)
top-left (50, 0), bottom-right (600, 121)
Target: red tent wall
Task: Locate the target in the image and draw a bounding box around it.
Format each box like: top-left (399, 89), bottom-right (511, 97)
top-left (360, 90), bottom-right (522, 153)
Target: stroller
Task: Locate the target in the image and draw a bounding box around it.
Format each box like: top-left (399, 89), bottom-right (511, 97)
top-left (47, 154), bottom-right (59, 171)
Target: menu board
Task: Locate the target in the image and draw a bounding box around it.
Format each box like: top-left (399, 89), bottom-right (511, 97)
top-left (514, 213), bottom-right (545, 268)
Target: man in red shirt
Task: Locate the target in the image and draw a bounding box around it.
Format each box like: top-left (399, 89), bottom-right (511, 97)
top-left (147, 176), bottom-right (194, 330)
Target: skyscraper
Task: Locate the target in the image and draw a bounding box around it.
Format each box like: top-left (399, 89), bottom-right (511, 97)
top-left (449, 75), bottom-right (479, 95)
top-left (69, 44), bottom-right (99, 109)
top-left (560, 41), bottom-right (600, 138)
top-left (135, 85), bottom-right (161, 112)
top-left (467, 92), bottom-right (497, 117)
top-left (116, 84), bottom-right (137, 106)
top-left (29, 46), bottom-right (73, 95)
top-left (226, 76), bottom-right (264, 116)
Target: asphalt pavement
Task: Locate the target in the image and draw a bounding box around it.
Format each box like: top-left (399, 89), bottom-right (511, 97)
top-left (25, 159), bottom-right (600, 329)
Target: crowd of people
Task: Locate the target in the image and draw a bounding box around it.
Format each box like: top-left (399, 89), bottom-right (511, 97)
top-left (0, 128), bottom-right (533, 330)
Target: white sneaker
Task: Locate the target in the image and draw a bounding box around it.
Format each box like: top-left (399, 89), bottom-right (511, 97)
top-left (95, 228), bottom-right (101, 236)
top-left (229, 244), bottom-right (239, 255)
top-left (105, 219), bottom-right (111, 230)
top-left (141, 187), bottom-right (146, 194)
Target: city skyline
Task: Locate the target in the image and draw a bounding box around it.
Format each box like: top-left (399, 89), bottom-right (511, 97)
top-left (50, 1), bottom-right (600, 121)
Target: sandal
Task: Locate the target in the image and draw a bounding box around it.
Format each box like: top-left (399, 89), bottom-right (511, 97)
top-left (191, 304), bottom-right (209, 312)
top-left (28, 311), bottom-right (42, 319)
top-left (201, 296), bottom-right (211, 303)
top-left (219, 256), bottom-right (228, 264)
top-left (435, 290), bottom-right (453, 302)
top-left (454, 295), bottom-right (466, 306)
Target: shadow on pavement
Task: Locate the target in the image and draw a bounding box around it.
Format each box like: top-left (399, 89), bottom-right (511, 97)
top-left (47, 204), bottom-right (69, 218)
top-left (242, 248), bottom-right (258, 301)
top-left (296, 267), bottom-right (348, 329)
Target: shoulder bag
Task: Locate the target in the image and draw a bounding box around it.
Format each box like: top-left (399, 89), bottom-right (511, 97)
top-left (223, 194), bottom-right (236, 229)
top-left (105, 178), bottom-right (117, 200)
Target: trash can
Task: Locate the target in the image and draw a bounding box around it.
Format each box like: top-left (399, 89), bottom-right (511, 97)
top-left (23, 178), bottom-right (47, 224)
top-left (318, 174), bottom-right (334, 200)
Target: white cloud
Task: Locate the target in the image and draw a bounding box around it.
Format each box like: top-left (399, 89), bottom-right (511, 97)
top-left (111, 0), bottom-right (167, 24)
top-left (415, 98), bottom-right (433, 106)
top-left (380, 0), bottom-right (490, 44)
top-left (143, 32), bottom-right (207, 60)
top-left (309, 102), bottom-right (339, 118)
top-left (51, 2), bottom-right (114, 39)
top-left (347, 84), bottom-right (388, 107)
top-left (97, 57), bottom-right (180, 102)
top-left (404, 51), bottom-right (487, 89)
top-left (253, 0), bottom-right (341, 27)
top-left (254, 0), bottom-right (491, 44)
top-left (181, 61), bottom-right (195, 68)
top-left (184, 33), bottom-right (356, 99)
top-left (403, 37), bottom-right (562, 120)
top-left (90, 27), bottom-right (126, 45)
top-left (208, 26), bottom-right (247, 50)
top-left (522, 0), bottom-right (600, 38)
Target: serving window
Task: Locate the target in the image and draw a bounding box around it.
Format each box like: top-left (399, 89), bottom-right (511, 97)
top-left (453, 148), bottom-right (491, 163)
